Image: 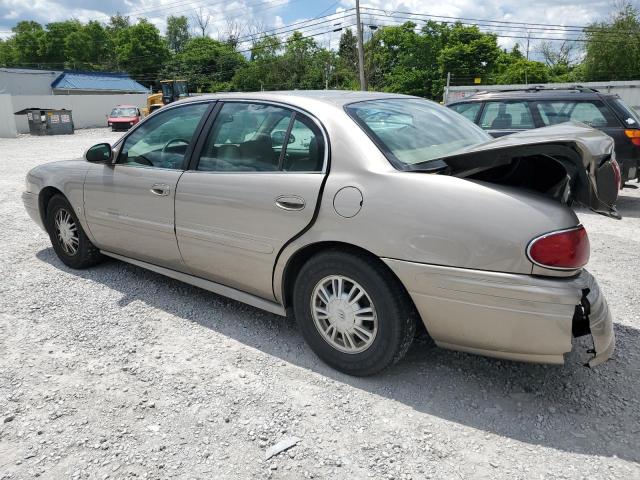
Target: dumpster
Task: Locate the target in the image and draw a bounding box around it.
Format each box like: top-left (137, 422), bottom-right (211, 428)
top-left (14, 108), bottom-right (74, 135)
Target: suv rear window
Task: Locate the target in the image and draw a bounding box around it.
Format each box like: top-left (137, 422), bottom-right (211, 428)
top-left (535, 101), bottom-right (618, 128)
top-left (479, 101), bottom-right (535, 130)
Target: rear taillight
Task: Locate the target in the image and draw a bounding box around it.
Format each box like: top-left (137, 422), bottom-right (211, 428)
top-left (527, 226), bottom-right (590, 270)
top-left (611, 158), bottom-right (622, 189)
top-left (624, 129), bottom-right (640, 146)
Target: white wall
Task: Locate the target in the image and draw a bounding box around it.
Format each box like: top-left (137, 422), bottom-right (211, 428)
top-left (0, 93), bottom-right (147, 137)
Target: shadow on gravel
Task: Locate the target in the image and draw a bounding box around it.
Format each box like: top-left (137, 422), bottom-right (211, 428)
top-left (578, 189), bottom-right (640, 219)
top-left (37, 247), bottom-right (640, 464)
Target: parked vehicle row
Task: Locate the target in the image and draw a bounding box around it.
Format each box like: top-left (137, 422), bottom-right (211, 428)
top-left (25, 91), bottom-right (616, 375)
top-left (448, 86), bottom-right (640, 185)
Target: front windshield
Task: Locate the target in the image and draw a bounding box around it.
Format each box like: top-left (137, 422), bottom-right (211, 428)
top-left (110, 107), bottom-right (138, 117)
top-left (346, 98), bottom-right (490, 167)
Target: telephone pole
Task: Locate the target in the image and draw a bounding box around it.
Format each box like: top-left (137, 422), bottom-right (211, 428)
top-left (355, 0), bottom-right (366, 91)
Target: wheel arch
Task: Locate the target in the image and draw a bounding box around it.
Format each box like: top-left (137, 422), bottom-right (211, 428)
top-left (38, 186), bottom-right (65, 226)
top-left (279, 241), bottom-right (419, 318)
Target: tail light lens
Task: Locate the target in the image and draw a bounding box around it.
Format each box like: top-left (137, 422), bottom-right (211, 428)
top-left (624, 129), bottom-right (640, 146)
top-left (527, 226), bottom-right (590, 270)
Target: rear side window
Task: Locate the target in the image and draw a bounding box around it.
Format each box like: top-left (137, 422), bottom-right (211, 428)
top-left (479, 101), bottom-right (534, 130)
top-left (449, 102), bottom-right (481, 123)
top-left (535, 101), bottom-right (618, 128)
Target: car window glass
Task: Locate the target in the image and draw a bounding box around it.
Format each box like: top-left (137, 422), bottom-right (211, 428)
top-left (346, 98), bottom-right (490, 166)
top-left (282, 116), bottom-right (324, 172)
top-left (613, 98), bottom-right (640, 126)
top-left (118, 102), bottom-right (209, 170)
top-left (197, 102), bottom-right (292, 172)
top-left (536, 101), bottom-right (617, 128)
top-left (479, 101), bottom-right (534, 129)
top-left (449, 102), bottom-right (482, 123)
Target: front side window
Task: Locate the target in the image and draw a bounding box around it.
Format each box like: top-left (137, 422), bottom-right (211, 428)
top-left (449, 102), bottom-right (482, 123)
top-left (118, 102), bottom-right (209, 170)
top-left (479, 101), bottom-right (534, 130)
top-left (535, 101), bottom-right (618, 128)
top-left (196, 102), bottom-right (324, 172)
top-left (346, 98), bottom-right (489, 167)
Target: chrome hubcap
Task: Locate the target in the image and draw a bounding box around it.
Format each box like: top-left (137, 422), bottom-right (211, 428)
top-left (54, 208), bottom-right (79, 256)
top-left (311, 275), bottom-right (378, 354)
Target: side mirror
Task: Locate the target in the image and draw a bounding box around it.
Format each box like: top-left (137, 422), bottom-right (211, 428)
top-left (85, 143), bottom-right (112, 163)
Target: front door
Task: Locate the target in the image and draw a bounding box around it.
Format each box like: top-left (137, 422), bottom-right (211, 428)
top-left (175, 101), bottom-right (327, 300)
top-left (84, 102), bottom-right (211, 270)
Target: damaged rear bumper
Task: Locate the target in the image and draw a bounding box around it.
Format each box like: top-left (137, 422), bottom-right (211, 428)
top-left (382, 260), bottom-right (615, 366)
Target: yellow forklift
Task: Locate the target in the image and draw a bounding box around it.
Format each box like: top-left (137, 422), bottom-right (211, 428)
top-left (141, 79), bottom-right (189, 116)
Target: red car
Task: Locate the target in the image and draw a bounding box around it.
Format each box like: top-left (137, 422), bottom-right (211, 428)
top-left (107, 105), bottom-right (142, 131)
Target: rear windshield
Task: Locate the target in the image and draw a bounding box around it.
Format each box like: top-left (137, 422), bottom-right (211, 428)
top-left (346, 98), bottom-right (490, 167)
top-left (613, 98), bottom-right (640, 127)
top-left (110, 107), bottom-right (138, 117)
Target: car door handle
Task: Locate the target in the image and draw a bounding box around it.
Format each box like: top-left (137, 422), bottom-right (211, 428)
top-left (275, 195), bottom-right (305, 211)
top-left (150, 184), bottom-right (170, 196)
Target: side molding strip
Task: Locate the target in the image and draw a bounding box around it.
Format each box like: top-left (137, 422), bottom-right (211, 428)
top-left (101, 250), bottom-right (287, 317)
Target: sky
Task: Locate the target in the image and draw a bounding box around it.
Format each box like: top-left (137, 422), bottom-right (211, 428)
top-left (0, 0), bottom-right (624, 52)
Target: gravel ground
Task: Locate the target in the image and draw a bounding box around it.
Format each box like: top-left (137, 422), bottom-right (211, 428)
top-left (1, 128), bottom-right (639, 480)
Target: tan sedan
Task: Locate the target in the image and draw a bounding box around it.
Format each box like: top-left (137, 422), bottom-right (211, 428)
top-left (22, 91), bottom-right (618, 375)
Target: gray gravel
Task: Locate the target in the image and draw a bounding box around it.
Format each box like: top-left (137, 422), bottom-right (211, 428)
top-left (1, 128), bottom-right (639, 479)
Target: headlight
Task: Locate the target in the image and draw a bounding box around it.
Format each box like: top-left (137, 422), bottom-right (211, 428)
top-left (130, 122), bottom-right (133, 126)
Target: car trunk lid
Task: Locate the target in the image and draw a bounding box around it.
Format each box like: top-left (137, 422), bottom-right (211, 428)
top-left (412, 122), bottom-right (620, 218)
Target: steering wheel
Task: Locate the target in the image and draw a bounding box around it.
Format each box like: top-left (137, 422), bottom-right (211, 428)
top-left (161, 138), bottom-right (190, 164)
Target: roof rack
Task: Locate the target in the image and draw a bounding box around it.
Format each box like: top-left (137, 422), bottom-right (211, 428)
top-left (478, 85), bottom-right (600, 94)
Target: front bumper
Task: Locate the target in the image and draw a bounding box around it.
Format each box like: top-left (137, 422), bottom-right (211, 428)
top-left (383, 259), bottom-right (615, 367)
top-left (22, 191), bottom-right (44, 230)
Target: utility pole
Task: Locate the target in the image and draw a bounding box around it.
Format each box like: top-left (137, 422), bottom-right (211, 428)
top-left (355, 0), bottom-right (366, 91)
top-left (525, 30), bottom-right (530, 85)
top-left (443, 72), bottom-right (451, 104)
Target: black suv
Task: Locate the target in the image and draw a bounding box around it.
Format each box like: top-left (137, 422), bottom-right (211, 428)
top-left (448, 87), bottom-right (640, 185)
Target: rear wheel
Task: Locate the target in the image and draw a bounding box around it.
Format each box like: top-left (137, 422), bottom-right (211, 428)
top-left (45, 195), bottom-right (103, 269)
top-left (293, 250), bottom-right (416, 376)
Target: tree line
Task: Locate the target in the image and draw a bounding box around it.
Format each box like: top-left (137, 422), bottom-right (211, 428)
top-left (1, 3), bottom-right (639, 100)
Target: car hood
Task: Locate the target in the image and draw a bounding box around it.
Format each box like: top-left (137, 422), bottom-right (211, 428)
top-left (428, 122), bottom-right (620, 218)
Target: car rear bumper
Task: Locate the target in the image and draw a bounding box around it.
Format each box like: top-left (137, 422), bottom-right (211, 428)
top-left (383, 259), bottom-right (615, 366)
top-left (22, 191), bottom-right (44, 230)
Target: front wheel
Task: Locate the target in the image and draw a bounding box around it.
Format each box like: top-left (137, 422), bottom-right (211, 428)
top-left (45, 195), bottom-right (103, 269)
top-left (293, 250), bottom-right (416, 376)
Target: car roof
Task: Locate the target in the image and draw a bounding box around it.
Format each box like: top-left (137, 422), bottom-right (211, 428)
top-left (449, 88), bottom-right (618, 104)
top-left (113, 104), bottom-right (138, 108)
top-left (174, 90), bottom-right (421, 109)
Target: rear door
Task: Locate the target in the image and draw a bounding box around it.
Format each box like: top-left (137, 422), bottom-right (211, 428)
top-left (478, 100), bottom-right (536, 137)
top-left (174, 101), bottom-right (327, 300)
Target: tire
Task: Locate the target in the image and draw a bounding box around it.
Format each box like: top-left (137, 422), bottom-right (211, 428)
top-left (293, 249), bottom-right (416, 376)
top-left (45, 194), bottom-right (103, 269)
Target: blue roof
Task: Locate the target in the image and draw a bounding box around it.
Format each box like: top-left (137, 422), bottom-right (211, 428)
top-left (51, 71), bottom-right (148, 93)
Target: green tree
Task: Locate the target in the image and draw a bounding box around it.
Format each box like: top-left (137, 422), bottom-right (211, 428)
top-left (438, 23), bottom-right (502, 86)
top-left (11, 21), bottom-right (45, 66)
top-left (115, 19), bottom-right (169, 84)
top-left (40, 20), bottom-right (82, 68)
top-left (0, 38), bottom-right (16, 66)
top-left (161, 36), bottom-right (245, 92)
top-left (494, 58), bottom-right (550, 84)
top-left (583, 2), bottom-right (640, 81)
top-left (166, 15), bottom-right (190, 53)
top-left (65, 21), bottom-right (109, 70)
